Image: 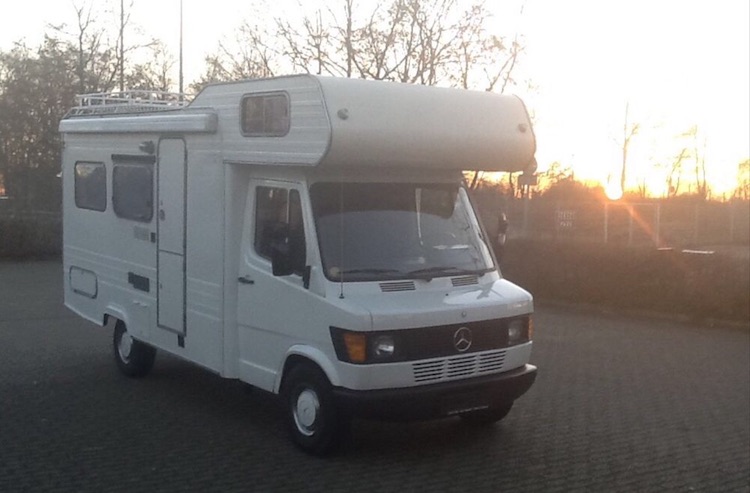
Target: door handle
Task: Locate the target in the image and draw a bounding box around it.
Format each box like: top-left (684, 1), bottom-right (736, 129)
top-left (238, 276), bottom-right (255, 285)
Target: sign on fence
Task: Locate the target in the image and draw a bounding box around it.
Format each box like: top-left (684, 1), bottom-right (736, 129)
top-left (556, 210), bottom-right (575, 230)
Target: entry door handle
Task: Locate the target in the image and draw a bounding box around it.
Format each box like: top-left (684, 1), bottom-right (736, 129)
top-left (238, 276), bottom-right (255, 285)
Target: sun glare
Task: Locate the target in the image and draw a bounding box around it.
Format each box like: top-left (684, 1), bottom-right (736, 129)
top-left (605, 180), bottom-right (623, 201)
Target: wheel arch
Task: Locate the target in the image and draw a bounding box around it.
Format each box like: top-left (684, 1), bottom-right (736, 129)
top-left (103, 304), bottom-right (130, 330)
top-left (275, 345), bottom-right (340, 394)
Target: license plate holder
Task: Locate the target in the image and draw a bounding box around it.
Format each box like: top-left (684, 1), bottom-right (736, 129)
top-left (441, 392), bottom-right (490, 416)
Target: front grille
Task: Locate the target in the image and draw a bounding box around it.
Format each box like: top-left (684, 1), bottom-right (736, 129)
top-left (412, 350), bottom-right (508, 383)
top-left (398, 319), bottom-right (509, 360)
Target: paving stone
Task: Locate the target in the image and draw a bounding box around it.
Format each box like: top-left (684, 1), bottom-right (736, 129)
top-left (0, 261), bottom-right (748, 492)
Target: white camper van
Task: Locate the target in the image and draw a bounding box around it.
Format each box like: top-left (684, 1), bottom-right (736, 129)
top-left (60, 75), bottom-right (538, 454)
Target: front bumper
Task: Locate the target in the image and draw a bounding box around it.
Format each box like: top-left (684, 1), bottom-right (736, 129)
top-left (332, 364), bottom-right (537, 421)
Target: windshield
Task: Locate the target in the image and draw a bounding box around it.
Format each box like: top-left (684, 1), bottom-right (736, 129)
top-left (310, 182), bottom-right (495, 282)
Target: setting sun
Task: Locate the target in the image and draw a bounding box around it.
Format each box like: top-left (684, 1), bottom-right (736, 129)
top-left (605, 180), bottom-right (623, 201)
top-left (495, 0), bottom-right (749, 198)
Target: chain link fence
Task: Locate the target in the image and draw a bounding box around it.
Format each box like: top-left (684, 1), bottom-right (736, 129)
top-left (500, 199), bottom-right (750, 251)
top-left (2, 194), bottom-right (749, 259)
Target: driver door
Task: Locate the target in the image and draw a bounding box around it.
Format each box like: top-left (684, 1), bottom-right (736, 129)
top-left (235, 181), bottom-right (313, 391)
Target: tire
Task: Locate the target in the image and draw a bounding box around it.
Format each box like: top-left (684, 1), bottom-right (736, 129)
top-left (281, 363), bottom-right (349, 455)
top-left (459, 401), bottom-right (514, 426)
top-left (113, 320), bottom-right (156, 378)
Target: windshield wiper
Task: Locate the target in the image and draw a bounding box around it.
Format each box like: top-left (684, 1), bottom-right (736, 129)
top-left (405, 266), bottom-right (489, 281)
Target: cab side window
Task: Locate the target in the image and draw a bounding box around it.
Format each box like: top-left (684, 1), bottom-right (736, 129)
top-left (254, 186), bottom-right (306, 274)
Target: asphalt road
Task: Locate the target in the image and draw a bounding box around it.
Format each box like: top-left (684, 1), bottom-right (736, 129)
top-left (1, 260), bottom-right (748, 492)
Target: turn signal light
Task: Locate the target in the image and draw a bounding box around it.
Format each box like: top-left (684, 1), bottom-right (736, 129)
top-left (343, 332), bottom-right (367, 363)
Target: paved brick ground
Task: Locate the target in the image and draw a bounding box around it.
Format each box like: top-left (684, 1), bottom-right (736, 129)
top-left (1, 260), bottom-right (748, 492)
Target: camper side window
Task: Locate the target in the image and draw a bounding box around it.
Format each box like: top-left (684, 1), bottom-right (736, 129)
top-left (112, 163), bottom-right (153, 222)
top-left (254, 186), bottom-right (306, 274)
top-left (241, 93), bottom-right (290, 137)
top-left (74, 162), bottom-right (106, 211)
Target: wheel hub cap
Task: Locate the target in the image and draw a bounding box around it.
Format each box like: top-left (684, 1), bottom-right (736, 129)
top-left (118, 332), bottom-right (133, 362)
top-left (293, 389), bottom-right (320, 437)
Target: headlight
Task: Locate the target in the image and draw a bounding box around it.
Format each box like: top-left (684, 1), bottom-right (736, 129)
top-left (373, 335), bottom-right (395, 358)
top-left (507, 317), bottom-right (530, 345)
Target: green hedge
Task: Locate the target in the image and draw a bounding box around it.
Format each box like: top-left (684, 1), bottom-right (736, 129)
top-left (2, 216), bottom-right (747, 324)
top-left (500, 239), bottom-right (749, 324)
top-left (0, 214), bottom-right (61, 258)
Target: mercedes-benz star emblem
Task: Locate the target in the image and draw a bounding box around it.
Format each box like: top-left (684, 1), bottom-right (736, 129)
top-left (453, 326), bottom-right (472, 353)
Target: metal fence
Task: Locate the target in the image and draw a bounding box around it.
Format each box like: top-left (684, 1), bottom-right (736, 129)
top-left (495, 199), bottom-right (750, 249)
top-left (1, 198), bottom-right (749, 257)
top-left (514, 200), bottom-right (749, 248)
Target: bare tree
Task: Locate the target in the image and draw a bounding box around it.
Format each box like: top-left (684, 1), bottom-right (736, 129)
top-left (635, 176), bottom-right (648, 199)
top-left (619, 101), bottom-right (640, 194)
top-left (468, 170), bottom-right (484, 190)
top-left (690, 126), bottom-right (708, 199)
top-left (126, 42), bottom-right (175, 92)
top-left (735, 158), bottom-right (750, 200)
top-left (667, 147), bottom-right (688, 198)
top-left (191, 17), bottom-right (277, 90)
top-left (664, 125), bottom-right (709, 199)
top-left (50, 0), bottom-right (161, 94)
top-left (66, 2), bottom-right (114, 93)
top-left (277, 9), bottom-right (331, 75)
top-left (196, 0), bottom-right (525, 94)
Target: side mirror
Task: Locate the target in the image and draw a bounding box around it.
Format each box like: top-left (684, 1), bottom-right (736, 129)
top-left (496, 212), bottom-right (508, 241)
top-left (495, 212), bottom-right (508, 260)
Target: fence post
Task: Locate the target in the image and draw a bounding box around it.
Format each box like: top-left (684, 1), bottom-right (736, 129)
top-left (628, 204), bottom-right (634, 247)
top-left (523, 193), bottom-right (530, 238)
top-left (554, 203), bottom-right (559, 240)
top-left (604, 201), bottom-right (609, 243)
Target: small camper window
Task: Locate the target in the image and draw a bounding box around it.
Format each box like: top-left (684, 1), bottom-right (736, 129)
top-left (74, 162), bottom-right (106, 211)
top-left (241, 93), bottom-right (290, 137)
top-left (113, 162), bottom-right (153, 222)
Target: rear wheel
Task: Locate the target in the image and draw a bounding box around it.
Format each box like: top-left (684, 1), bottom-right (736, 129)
top-left (113, 320), bottom-right (156, 378)
top-left (459, 401), bottom-right (514, 426)
top-left (281, 363), bottom-right (349, 455)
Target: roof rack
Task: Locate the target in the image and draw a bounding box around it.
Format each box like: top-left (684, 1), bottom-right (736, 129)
top-left (66, 90), bottom-right (192, 117)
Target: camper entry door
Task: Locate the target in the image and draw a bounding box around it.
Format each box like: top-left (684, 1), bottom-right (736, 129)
top-left (156, 138), bottom-right (187, 335)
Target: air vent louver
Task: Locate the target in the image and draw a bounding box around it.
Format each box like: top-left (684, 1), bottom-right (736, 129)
top-left (412, 350), bottom-right (507, 383)
top-left (379, 281), bottom-right (416, 292)
top-left (451, 275), bottom-right (479, 287)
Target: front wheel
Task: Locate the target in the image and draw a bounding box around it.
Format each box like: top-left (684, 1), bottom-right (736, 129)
top-left (281, 363), bottom-right (349, 455)
top-left (459, 401), bottom-right (514, 426)
top-left (113, 320), bottom-right (156, 378)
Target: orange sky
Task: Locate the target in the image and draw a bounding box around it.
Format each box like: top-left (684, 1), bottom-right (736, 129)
top-left (499, 0), bottom-right (750, 197)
